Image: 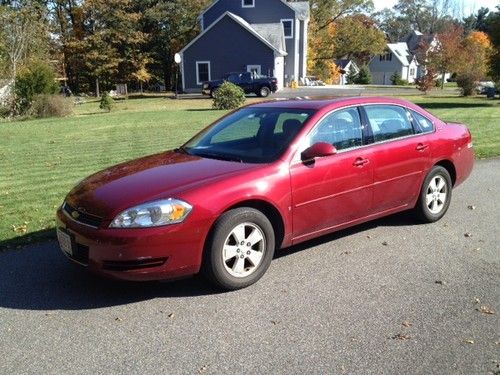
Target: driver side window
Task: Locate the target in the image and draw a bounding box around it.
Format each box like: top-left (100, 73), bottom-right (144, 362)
top-left (309, 108), bottom-right (363, 151)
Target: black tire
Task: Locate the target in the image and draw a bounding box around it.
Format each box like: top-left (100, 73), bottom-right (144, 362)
top-left (414, 166), bottom-right (452, 223)
top-left (258, 86), bottom-right (271, 97)
top-left (202, 208), bottom-right (275, 290)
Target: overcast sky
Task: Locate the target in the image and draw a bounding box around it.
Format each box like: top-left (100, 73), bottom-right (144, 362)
top-left (372, 0), bottom-right (499, 15)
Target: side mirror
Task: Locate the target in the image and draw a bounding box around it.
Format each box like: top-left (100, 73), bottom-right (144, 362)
top-left (301, 142), bottom-right (337, 162)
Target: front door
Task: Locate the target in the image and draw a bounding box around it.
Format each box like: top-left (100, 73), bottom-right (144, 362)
top-left (290, 107), bottom-right (374, 242)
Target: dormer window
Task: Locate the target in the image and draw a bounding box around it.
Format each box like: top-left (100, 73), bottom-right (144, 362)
top-left (242, 0), bottom-right (255, 8)
top-left (281, 19), bottom-right (293, 39)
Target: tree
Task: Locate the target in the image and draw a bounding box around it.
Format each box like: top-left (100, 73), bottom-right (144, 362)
top-left (486, 7), bottom-right (500, 81)
top-left (463, 7), bottom-right (490, 33)
top-left (0, 4), bottom-right (50, 80)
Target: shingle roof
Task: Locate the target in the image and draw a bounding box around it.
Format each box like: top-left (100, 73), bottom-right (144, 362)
top-left (251, 23), bottom-right (286, 53)
top-left (287, 1), bottom-right (310, 20)
top-left (387, 42), bottom-right (414, 66)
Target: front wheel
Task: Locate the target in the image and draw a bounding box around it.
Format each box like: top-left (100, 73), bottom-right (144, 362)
top-left (202, 208), bottom-right (275, 290)
top-left (414, 166), bottom-right (452, 223)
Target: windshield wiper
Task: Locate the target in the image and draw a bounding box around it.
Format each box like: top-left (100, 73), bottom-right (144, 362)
top-left (193, 151), bottom-right (243, 163)
top-left (174, 146), bottom-right (190, 155)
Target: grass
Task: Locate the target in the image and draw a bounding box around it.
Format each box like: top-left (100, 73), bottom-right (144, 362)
top-left (0, 94), bottom-right (498, 248)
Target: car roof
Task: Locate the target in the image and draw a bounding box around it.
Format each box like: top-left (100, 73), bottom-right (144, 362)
top-left (248, 96), bottom-right (421, 111)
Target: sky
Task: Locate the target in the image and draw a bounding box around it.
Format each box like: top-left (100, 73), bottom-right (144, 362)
top-left (372, 0), bottom-right (499, 15)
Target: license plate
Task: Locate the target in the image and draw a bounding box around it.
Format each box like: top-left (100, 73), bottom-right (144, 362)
top-left (57, 228), bottom-right (73, 256)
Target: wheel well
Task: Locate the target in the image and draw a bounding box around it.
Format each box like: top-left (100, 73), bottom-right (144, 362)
top-left (435, 160), bottom-right (457, 186)
top-left (226, 200), bottom-right (285, 249)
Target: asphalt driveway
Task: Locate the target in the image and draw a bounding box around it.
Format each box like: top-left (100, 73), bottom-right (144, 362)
top-left (0, 158), bottom-right (498, 374)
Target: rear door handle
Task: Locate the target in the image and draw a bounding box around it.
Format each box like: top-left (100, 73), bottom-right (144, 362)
top-left (353, 157), bottom-right (370, 167)
top-left (416, 143), bottom-right (429, 152)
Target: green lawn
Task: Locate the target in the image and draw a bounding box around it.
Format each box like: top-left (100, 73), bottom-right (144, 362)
top-left (0, 95), bottom-right (498, 248)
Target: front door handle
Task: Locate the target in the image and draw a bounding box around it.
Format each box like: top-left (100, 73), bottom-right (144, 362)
top-left (416, 143), bottom-right (429, 152)
top-left (353, 157), bottom-right (370, 167)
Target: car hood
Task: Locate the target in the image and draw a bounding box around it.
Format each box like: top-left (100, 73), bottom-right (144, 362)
top-left (65, 150), bottom-right (258, 219)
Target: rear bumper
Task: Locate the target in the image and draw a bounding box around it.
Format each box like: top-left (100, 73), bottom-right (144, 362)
top-left (56, 208), bottom-right (207, 281)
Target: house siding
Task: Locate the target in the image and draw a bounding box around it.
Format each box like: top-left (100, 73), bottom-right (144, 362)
top-left (203, 0), bottom-right (299, 86)
top-left (369, 57), bottom-right (405, 85)
top-left (182, 16), bottom-right (275, 91)
top-left (203, 0), bottom-right (296, 29)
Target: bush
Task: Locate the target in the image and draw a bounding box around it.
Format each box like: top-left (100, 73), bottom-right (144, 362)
top-left (212, 82), bottom-right (246, 110)
top-left (390, 72), bottom-right (407, 85)
top-left (416, 68), bottom-right (437, 94)
top-left (99, 91), bottom-right (114, 112)
top-left (29, 94), bottom-right (73, 118)
top-left (456, 73), bottom-right (477, 96)
top-left (354, 65), bottom-right (372, 84)
top-left (14, 61), bottom-right (59, 114)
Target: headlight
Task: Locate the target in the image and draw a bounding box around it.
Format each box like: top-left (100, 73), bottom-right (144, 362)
top-left (110, 199), bottom-right (192, 228)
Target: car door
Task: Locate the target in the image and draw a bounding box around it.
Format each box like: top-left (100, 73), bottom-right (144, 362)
top-left (361, 104), bottom-right (431, 213)
top-left (290, 107), bottom-right (375, 241)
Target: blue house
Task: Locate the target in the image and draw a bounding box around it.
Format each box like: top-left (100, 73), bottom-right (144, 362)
top-left (179, 0), bottom-right (310, 92)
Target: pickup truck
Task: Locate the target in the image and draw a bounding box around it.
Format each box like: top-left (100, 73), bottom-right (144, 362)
top-left (202, 72), bottom-right (278, 98)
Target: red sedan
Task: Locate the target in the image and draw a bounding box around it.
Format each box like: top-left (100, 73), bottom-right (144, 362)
top-left (56, 97), bottom-right (474, 290)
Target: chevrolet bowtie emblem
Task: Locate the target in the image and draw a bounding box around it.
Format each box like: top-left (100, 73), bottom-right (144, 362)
top-left (71, 211), bottom-right (80, 219)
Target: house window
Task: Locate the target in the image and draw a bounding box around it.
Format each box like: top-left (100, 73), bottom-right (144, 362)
top-left (196, 61), bottom-right (210, 85)
top-left (410, 68), bottom-right (415, 76)
top-left (242, 0), bottom-right (254, 8)
top-left (380, 52), bottom-right (392, 61)
top-left (281, 19), bottom-right (293, 39)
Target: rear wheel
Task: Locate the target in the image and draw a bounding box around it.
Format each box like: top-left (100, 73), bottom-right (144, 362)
top-left (414, 166), bottom-right (452, 223)
top-left (258, 86), bottom-right (271, 97)
top-left (203, 208), bottom-right (275, 290)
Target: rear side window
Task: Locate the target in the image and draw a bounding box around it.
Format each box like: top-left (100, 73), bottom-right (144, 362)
top-left (310, 108), bottom-right (363, 151)
top-left (411, 110), bottom-right (434, 134)
top-left (365, 105), bottom-right (414, 142)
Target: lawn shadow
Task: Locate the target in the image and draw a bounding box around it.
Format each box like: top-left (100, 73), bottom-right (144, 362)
top-left (415, 101), bottom-right (494, 110)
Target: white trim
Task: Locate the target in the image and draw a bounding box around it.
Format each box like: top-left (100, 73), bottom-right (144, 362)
top-left (302, 19), bottom-right (308, 78)
top-left (294, 18), bottom-right (299, 81)
top-left (281, 19), bottom-right (294, 39)
top-left (181, 52), bottom-right (185, 91)
top-left (180, 12), bottom-right (287, 56)
top-left (241, 0), bottom-right (255, 8)
top-left (247, 65), bottom-right (261, 75)
top-left (196, 61), bottom-right (211, 85)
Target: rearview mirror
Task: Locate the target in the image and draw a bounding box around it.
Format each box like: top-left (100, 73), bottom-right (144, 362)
top-left (301, 142), bottom-right (337, 162)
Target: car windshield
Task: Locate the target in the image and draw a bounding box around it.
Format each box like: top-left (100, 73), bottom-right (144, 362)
top-left (182, 107), bottom-right (316, 163)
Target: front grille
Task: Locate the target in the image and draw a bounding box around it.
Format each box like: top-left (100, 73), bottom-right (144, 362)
top-left (102, 258), bottom-right (168, 272)
top-left (69, 243), bottom-right (90, 266)
top-left (63, 202), bottom-right (103, 228)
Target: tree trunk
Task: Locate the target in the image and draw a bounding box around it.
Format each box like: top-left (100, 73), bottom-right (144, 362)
top-left (441, 71), bottom-right (445, 90)
top-left (96, 78), bottom-right (100, 97)
top-left (140, 81), bottom-right (143, 94)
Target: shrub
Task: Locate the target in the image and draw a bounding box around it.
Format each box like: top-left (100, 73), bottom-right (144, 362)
top-left (99, 91), bottom-right (114, 112)
top-left (390, 72), bottom-right (407, 85)
top-left (29, 94), bottom-right (73, 118)
top-left (212, 82), bottom-right (245, 110)
top-left (456, 73), bottom-right (478, 96)
top-left (354, 65), bottom-right (372, 84)
top-left (416, 68), bottom-right (437, 94)
top-left (14, 61), bottom-right (58, 114)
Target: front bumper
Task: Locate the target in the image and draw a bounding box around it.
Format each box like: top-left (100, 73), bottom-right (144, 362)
top-left (56, 208), bottom-right (208, 281)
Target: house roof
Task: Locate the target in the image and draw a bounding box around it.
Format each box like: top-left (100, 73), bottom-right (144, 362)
top-left (387, 42), bottom-right (415, 66)
top-left (287, 2), bottom-right (310, 20)
top-left (335, 59), bottom-right (358, 70)
top-left (180, 12), bottom-right (288, 56)
top-left (251, 23), bottom-right (286, 53)
top-left (200, 0), bottom-right (310, 21)
top-left (403, 30), bottom-right (436, 53)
